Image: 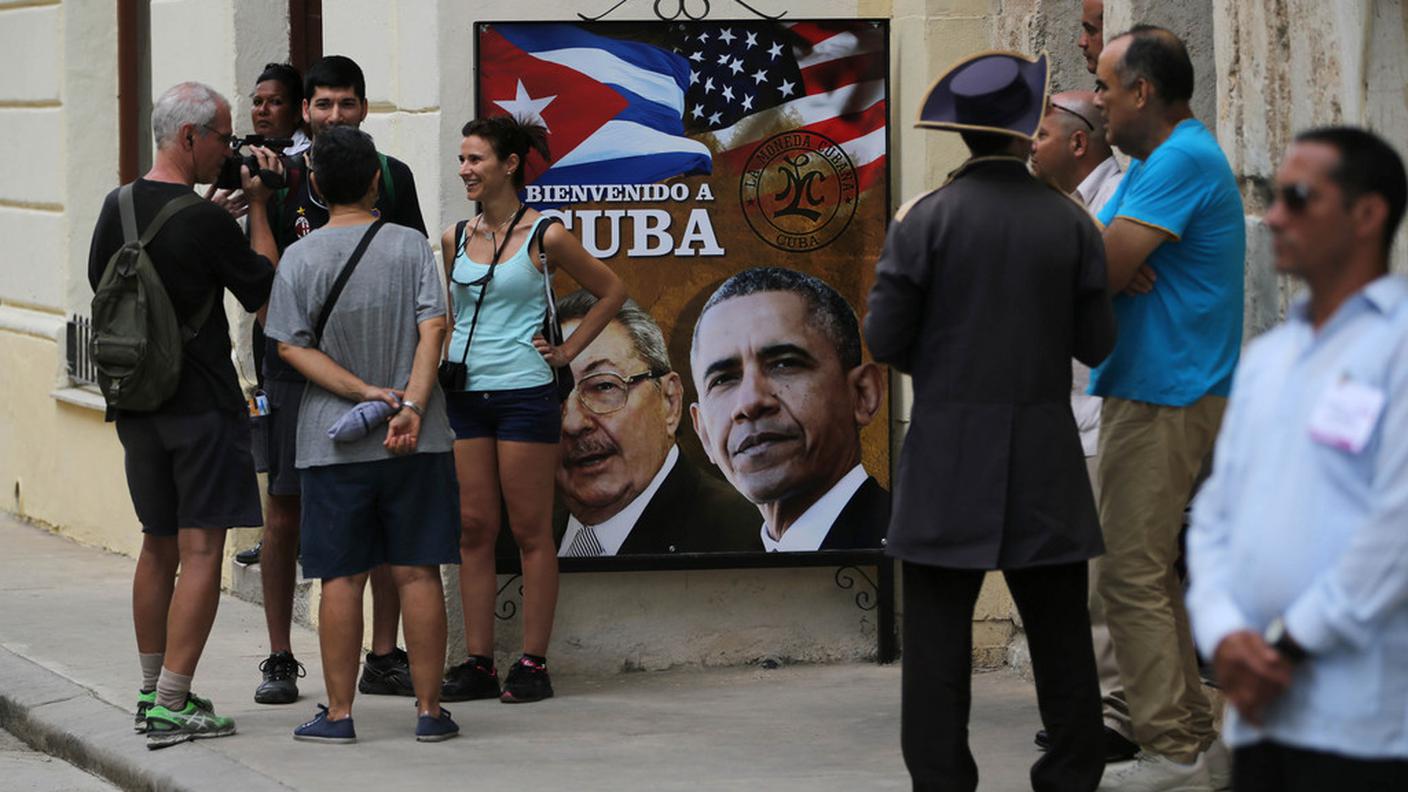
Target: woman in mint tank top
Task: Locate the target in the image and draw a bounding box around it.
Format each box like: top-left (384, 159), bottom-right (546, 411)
top-left (437, 115), bottom-right (626, 703)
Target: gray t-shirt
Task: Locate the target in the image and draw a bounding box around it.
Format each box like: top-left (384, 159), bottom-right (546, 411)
top-left (264, 222), bottom-right (453, 468)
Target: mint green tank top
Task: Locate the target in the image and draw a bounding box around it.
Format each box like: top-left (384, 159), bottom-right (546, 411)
top-left (447, 216), bottom-right (553, 391)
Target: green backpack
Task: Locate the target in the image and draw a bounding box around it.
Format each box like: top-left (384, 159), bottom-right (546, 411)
top-left (90, 183), bottom-right (215, 414)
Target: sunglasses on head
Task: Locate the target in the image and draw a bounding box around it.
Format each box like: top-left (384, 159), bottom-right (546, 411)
top-left (1051, 103), bottom-right (1095, 132)
top-left (1273, 182), bottom-right (1315, 213)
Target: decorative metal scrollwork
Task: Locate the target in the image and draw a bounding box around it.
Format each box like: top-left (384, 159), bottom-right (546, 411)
top-left (578, 0), bottom-right (785, 22)
top-left (495, 574), bottom-right (523, 621)
top-left (834, 565), bottom-right (879, 611)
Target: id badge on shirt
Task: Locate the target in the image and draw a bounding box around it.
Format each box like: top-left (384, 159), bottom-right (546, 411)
top-left (1307, 376), bottom-right (1385, 453)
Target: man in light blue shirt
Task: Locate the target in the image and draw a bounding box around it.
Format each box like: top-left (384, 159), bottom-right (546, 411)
top-left (1092, 25), bottom-right (1245, 792)
top-left (1187, 127), bottom-right (1408, 790)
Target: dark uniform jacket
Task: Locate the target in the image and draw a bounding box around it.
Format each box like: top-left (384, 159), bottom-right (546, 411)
top-left (552, 452), bottom-right (763, 554)
top-left (865, 157), bottom-right (1115, 569)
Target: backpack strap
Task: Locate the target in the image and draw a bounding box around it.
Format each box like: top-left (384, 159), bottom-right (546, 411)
top-left (271, 153), bottom-right (306, 233)
top-left (118, 183), bottom-right (139, 241)
top-left (138, 192), bottom-right (205, 246)
top-left (313, 220), bottom-right (385, 347)
top-left (119, 185), bottom-right (212, 340)
top-left (377, 152), bottom-right (396, 207)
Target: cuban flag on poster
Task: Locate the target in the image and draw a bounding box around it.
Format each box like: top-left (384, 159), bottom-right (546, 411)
top-left (478, 23), bottom-right (714, 198)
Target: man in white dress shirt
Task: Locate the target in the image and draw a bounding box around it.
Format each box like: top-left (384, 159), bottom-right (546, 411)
top-left (689, 268), bottom-right (889, 553)
top-left (1187, 126), bottom-right (1408, 791)
top-left (1030, 88), bottom-right (1137, 764)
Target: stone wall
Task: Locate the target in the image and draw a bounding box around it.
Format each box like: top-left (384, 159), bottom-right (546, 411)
top-left (1214, 0), bottom-right (1408, 337)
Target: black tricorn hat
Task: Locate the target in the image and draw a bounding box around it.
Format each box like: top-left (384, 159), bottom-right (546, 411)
top-left (916, 50), bottom-right (1050, 140)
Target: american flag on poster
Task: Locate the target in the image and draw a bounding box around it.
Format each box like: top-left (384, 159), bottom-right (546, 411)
top-left (477, 20), bottom-right (886, 195)
top-left (677, 20), bottom-right (887, 192)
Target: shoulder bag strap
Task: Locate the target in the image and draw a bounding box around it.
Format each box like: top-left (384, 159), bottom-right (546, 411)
top-left (455, 204), bottom-right (528, 367)
top-left (313, 220), bottom-right (384, 347)
top-left (454, 219), bottom-right (470, 260)
top-left (534, 217), bottom-right (566, 344)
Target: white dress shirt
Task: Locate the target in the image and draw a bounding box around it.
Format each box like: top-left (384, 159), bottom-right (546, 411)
top-left (559, 446), bottom-right (679, 557)
top-left (761, 464), bottom-right (868, 552)
top-left (1071, 155), bottom-right (1124, 456)
top-left (1075, 155), bottom-right (1123, 214)
top-left (1187, 275), bottom-right (1408, 759)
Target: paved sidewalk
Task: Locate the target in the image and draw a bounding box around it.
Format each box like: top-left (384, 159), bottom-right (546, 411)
top-left (1, 724), bottom-right (117, 791)
top-left (0, 515), bottom-right (1047, 791)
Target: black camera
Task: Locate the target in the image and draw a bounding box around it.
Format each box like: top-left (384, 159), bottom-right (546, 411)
top-left (214, 134), bottom-right (294, 190)
top-left (438, 360), bottom-right (468, 392)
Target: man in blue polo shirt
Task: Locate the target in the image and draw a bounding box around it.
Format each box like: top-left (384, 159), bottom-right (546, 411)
top-left (1091, 25), bottom-right (1246, 792)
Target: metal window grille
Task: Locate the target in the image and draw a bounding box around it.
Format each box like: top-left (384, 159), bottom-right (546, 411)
top-left (66, 314), bottom-right (97, 386)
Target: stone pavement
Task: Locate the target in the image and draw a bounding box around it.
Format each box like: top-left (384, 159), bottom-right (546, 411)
top-left (0, 515), bottom-right (1048, 791)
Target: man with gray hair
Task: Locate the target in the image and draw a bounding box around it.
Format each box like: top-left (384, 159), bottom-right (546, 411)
top-left (554, 291), bottom-right (758, 555)
top-left (86, 81), bottom-right (281, 748)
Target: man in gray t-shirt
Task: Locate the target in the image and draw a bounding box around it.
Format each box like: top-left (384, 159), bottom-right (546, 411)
top-left (262, 126), bottom-right (460, 744)
top-left (265, 223), bottom-right (454, 466)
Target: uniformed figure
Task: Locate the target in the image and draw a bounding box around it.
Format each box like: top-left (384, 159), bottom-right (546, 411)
top-left (866, 51), bottom-right (1115, 792)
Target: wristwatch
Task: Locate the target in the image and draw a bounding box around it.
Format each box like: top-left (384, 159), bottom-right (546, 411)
top-left (1264, 617), bottom-right (1308, 663)
top-left (400, 399), bottom-right (424, 417)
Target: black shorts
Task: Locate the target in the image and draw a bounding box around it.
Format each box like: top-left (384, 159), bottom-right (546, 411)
top-left (299, 452), bottom-right (462, 580)
top-left (115, 409), bottom-right (264, 536)
top-left (445, 383), bottom-right (561, 444)
top-left (264, 378), bottom-right (305, 497)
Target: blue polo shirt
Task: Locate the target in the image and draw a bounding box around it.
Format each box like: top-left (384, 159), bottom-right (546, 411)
top-left (1091, 118), bottom-right (1245, 406)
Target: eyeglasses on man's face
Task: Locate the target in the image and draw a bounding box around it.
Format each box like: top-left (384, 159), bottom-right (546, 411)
top-left (202, 124), bottom-right (237, 149)
top-left (571, 368), bottom-right (669, 415)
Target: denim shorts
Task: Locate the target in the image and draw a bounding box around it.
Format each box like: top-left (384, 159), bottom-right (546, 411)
top-left (445, 383), bottom-right (561, 444)
top-left (299, 452), bottom-right (462, 580)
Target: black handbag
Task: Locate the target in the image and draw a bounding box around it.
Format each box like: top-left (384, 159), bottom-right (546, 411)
top-left (438, 206), bottom-right (527, 391)
top-left (531, 217), bottom-right (574, 402)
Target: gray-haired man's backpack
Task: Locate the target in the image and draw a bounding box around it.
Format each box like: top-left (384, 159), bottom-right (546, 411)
top-left (90, 183), bottom-right (215, 415)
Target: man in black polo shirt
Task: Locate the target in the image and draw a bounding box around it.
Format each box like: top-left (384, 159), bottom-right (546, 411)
top-left (250, 55), bottom-right (428, 705)
top-left (87, 81), bottom-right (279, 748)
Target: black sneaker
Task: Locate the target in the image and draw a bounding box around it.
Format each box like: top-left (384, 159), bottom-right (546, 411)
top-left (441, 658), bottom-right (500, 702)
top-left (499, 656), bottom-right (553, 703)
top-left (358, 647), bottom-right (414, 696)
top-left (235, 542), bottom-right (262, 566)
top-left (255, 650), bottom-right (306, 704)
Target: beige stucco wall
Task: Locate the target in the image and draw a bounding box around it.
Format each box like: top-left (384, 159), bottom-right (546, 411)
top-left (0, 0), bottom-right (140, 559)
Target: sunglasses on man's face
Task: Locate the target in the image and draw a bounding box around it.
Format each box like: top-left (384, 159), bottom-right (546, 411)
top-left (1273, 182), bottom-right (1316, 213)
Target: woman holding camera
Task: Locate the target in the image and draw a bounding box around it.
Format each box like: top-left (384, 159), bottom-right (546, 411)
top-left (439, 115), bottom-right (625, 703)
